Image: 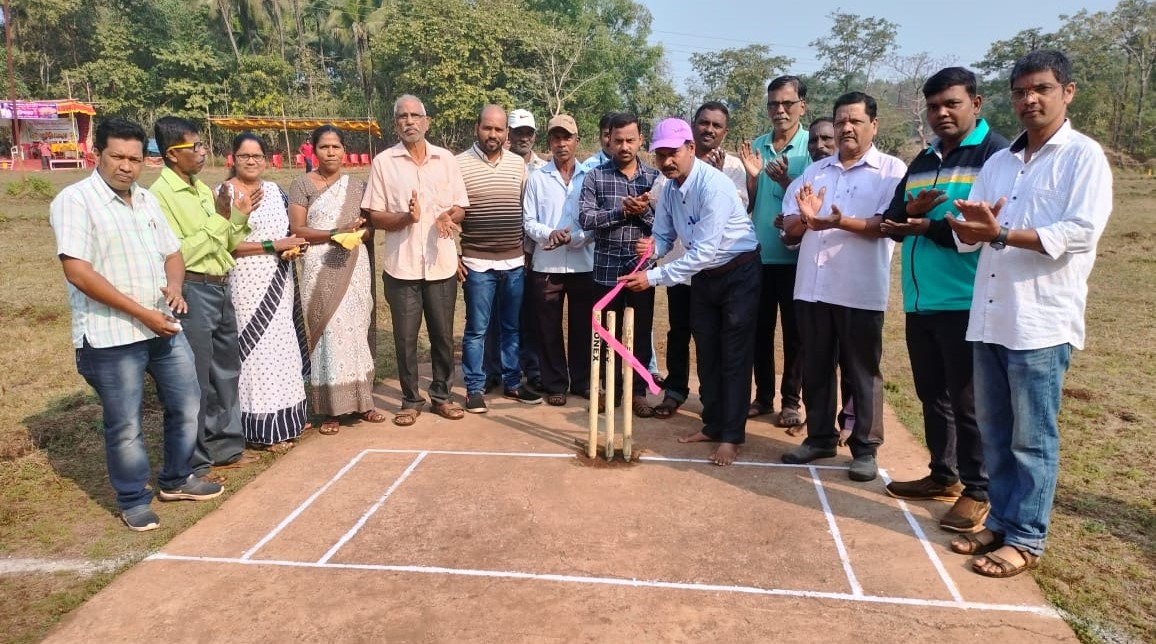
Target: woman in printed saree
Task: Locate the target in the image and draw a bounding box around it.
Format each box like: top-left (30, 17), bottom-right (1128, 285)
top-left (224, 133), bottom-right (309, 453)
top-left (288, 125), bottom-right (383, 435)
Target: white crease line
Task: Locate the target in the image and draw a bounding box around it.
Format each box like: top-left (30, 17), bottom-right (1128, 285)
top-left (366, 449), bottom-right (576, 458)
top-left (240, 449), bottom-right (371, 560)
top-left (809, 466), bottom-right (864, 597)
top-left (879, 469), bottom-right (964, 603)
top-left (640, 455), bottom-right (850, 470)
top-left (143, 553), bottom-right (1060, 618)
top-left (317, 452), bottom-right (428, 565)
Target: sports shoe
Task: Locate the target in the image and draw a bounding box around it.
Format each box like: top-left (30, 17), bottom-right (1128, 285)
top-left (848, 455), bottom-right (878, 482)
top-left (157, 474), bottom-right (224, 502)
top-left (121, 505), bottom-right (160, 532)
top-left (939, 496), bottom-right (991, 533)
top-left (504, 388), bottom-right (542, 405)
top-left (885, 475), bottom-right (964, 502)
top-left (781, 443), bottom-right (837, 465)
top-left (465, 391), bottom-right (488, 414)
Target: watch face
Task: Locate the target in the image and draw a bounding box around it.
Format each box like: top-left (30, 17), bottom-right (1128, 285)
top-left (990, 241), bottom-right (1006, 250)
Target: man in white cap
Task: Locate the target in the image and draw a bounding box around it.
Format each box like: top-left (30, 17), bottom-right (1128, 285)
top-left (622, 118), bottom-right (761, 466)
top-left (508, 108), bottom-right (548, 174)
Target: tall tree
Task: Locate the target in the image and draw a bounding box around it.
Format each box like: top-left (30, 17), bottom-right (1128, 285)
top-left (810, 11), bottom-right (898, 93)
top-left (689, 44), bottom-right (793, 143)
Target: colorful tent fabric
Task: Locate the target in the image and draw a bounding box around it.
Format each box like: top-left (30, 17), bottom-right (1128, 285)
top-left (209, 116), bottom-right (382, 137)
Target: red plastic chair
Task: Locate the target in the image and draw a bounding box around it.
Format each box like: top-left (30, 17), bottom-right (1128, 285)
top-left (226, 154), bottom-right (234, 168)
top-left (271, 153), bottom-right (283, 169)
top-left (360, 153), bottom-right (370, 166)
top-left (341, 153), bottom-right (351, 167)
top-left (295, 153), bottom-right (305, 168)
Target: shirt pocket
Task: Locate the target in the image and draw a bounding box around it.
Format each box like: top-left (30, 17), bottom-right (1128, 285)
top-left (1021, 188), bottom-right (1069, 228)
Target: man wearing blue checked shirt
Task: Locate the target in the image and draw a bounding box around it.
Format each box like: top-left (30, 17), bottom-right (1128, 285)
top-left (623, 118), bottom-right (761, 466)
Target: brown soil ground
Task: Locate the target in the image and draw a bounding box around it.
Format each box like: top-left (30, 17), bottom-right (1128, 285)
top-left (42, 370), bottom-right (1075, 643)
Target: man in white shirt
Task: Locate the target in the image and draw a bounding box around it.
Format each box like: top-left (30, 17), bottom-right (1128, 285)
top-left (944, 50), bottom-right (1112, 579)
top-left (523, 115), bottom-right (596, 406)
top-left (779, 92), bottom-right (907, 482)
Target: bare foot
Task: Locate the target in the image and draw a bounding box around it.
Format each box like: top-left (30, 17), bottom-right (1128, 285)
top-left (785, 425), bottom-right (806, 438)
top-left (837, 427), bottom-right (852, 446)
top-left (711, 442), bottom-right (739, 466)
top-left (678, 431), bottom-right (715, 444)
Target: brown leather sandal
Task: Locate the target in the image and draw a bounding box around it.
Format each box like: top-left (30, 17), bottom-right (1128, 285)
top-left (392, 408), bottom-right (420, 427)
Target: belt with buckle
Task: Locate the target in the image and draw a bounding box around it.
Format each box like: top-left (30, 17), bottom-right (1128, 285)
top-left (185, 270), bottom-right (229, 285)
top-left (701, 248), bottom-right (760, 278)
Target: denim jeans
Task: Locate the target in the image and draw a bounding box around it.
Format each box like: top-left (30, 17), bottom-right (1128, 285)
top-left (462, 266), bottom-right (524, 393)
top-left (75, 335), bottom-right (201, 510)
top-left (973, 342), bottom-right (1071, 556)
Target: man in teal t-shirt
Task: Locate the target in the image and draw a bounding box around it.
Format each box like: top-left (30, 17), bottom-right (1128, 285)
top-left (740, 75), bottom-right (814, 427)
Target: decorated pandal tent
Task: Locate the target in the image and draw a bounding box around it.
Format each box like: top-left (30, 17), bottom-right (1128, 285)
top-left (206, 115), bottom-right (383, 169)
top-left (1, 99), bottom-right (97, 169)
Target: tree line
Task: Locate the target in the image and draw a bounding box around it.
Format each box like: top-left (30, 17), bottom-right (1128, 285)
top-left (3, 0), bottom-right (1155, 159)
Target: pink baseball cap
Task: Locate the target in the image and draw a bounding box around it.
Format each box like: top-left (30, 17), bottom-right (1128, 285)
top-left (650, 118), bottom-right (693, 151)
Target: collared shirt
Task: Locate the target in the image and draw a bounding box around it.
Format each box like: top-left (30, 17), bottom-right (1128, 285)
top-left (362, 141), bottom-right (470, 281)
top-left (653, 153), bottom-right (750, 271)
top-left (51, 172), bottom-right (181, 348)
top-left (751, 124), bottom-right (813, 265)
top-left (957, 120), bottom-right (1112, 350)
top-left (580, 150), bottom-right (610, 173)
top-left (526, 153), bottom-right (549, 174)
top-left (149, 167), bottom-right (249, 275)
top-left (784, 145), bottom-right (907, 311)
top-left (646, 159), bottom-right (758, 288)
top-left (523, 159), bottom-right (594, 273)
top-left (577, 160), bottom-right (659, 285)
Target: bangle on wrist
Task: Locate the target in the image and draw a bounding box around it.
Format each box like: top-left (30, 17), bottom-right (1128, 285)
top-left (329, 228), bottom-right (338, 237)
top-left (262, 240), bottom-right (275, 254)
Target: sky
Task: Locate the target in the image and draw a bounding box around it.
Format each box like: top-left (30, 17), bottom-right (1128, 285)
top-left (638, 0), bottom-right (1120, 90)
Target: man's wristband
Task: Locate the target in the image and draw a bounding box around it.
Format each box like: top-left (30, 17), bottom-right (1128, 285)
top-left (262, 240), bottom-right (275, 254)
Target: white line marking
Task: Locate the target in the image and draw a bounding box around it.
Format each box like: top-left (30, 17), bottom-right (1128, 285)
top-left (366, 449), bottom-right (576, 459)
top-left (0, 557), bottom-right (128, 575)
top-left (809, 466), bottom-right (864, 597)
top-left (241, 450), bottom-right (372, 560)
top-left (143, 553), bottom-right (1060, 618)
top-left (317, 451), bottom-right (428, 565)
top-left (640, 455), bottom-right (849, 470)
top-left (879, 469), bottom-right (965, 603)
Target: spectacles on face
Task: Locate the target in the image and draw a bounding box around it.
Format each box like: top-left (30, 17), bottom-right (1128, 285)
top-left (235, 153), bottom-right (265, 163)
top-left (167, 141), bottom-right (206, 153)
top-left (1010, 84), bottom-right (1061, 102)
top-left (767, 100), bottom-right (803, 111)
top-left (395, 112), bottom-right (427, 123)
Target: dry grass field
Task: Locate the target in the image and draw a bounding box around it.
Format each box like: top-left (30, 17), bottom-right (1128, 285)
top-left (0, 166), bottom-right (1152, 643)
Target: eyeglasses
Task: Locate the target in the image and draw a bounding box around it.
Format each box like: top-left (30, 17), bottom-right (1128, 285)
top-left (767, 100), bottom-right (803, 110)
top-left (167, 141), bottom-right (206, 153)
top-left (1010, 84), bottom-right (1061, 102)
top-left (395, 112), bottom-right (427, 122)
top-left (235, 153), bottom-right (265, 162)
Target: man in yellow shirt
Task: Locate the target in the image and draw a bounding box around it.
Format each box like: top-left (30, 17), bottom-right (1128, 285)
top-left (150, 116), bottom-right (259, 477)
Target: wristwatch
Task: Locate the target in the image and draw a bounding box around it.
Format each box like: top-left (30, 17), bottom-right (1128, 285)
top-left (989, 226), bottom-right (1009, 250)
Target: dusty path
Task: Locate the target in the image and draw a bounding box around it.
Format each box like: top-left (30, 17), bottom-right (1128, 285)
top-left (44, 374), bottom-right (1074, 643)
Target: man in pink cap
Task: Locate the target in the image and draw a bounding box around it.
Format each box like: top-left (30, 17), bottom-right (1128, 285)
top-left (621, 118), bottom-right (761, 466)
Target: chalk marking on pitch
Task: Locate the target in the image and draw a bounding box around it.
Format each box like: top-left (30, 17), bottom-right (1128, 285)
top-left (809, 465), bottom-right (864, 597)
top-left (145, 553), bottom-right (1060, 618)
top-left (317, 451), bottom-right (428, 565)
top-left (879, 469), bottom-right (965, 603)
top-left (240, 449), bottom-right (372, 560)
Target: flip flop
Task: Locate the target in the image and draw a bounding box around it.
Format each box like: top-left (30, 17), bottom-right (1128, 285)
top-left (653, 395), bottom-right (681, 419)
top-left (319, 418), bottom-right (341, 435)
top-left (972, 547), bottom-right (1040, 578)
top-left (361, 409), bottom-right (388, 423)
top-left (393, 409), bottom-right (420, 427)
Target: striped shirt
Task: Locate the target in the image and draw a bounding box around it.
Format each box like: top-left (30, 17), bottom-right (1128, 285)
top-left (51, 171), bottom-right (181, 348)
top-left (456, 144), bottom-right (527, 261)
top-left (577, 160), bottom-right (659, 285)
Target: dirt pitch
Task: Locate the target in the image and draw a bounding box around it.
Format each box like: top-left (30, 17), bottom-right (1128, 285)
top-left (42, 372), bottom-right (1075, 643)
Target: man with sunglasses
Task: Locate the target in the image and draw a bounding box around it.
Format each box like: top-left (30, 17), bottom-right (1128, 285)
top-left (150, 116), bottom-right (261, 480)
top-left (740, 75), bottom-right (813, 429)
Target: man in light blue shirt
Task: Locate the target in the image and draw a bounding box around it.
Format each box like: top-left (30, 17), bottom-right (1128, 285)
top-left (622, 118), bottom-right (760, 466)
top-left (523, 115), bottom-right (597, 405)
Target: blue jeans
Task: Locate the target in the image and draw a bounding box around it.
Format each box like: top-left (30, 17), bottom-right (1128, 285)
top-left (462, 266), bottom-right (524, 393)
top-left (75, 335), bottom-right (201, 510)
top-left (973, 342), bottom-right (1071, 556)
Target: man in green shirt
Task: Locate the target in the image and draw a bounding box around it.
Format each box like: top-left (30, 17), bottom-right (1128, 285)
top-left (739, 75), bottom-right (814, 427)
top-left (150, 116), bottom-right (259, 478)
